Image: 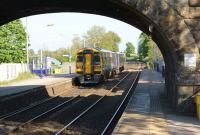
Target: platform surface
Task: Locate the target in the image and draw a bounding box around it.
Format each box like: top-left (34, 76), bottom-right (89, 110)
top-left (0, 73), bottom-right (75, 97)
top-left (113, 69), bottom-right (200, 135)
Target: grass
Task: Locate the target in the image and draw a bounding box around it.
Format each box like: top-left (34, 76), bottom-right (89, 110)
top-left (0, 72), bottom-right (38, 86)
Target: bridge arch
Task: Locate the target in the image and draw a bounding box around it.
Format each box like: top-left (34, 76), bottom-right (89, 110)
top-left (0, 0), bottom-right (198, 110)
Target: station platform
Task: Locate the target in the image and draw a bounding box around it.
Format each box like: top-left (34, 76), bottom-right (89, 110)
top-left (0, 73), bottom-right (75, 97)
top-left (113, 69), bottom-right (200, 135)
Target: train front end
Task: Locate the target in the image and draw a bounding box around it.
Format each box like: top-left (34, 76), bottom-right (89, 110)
top-left (73, 48), bottom-right (102, 85)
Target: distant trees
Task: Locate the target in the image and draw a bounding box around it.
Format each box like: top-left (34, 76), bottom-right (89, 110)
top-left (84, 25), bottom-right (106, 48)
top-left (125, 42), bottom-right (135, 57)
top-left (138, 32), bottom-right (153, 68)
top-left (70, 25), bottom-right (121, 56)
top-left (34, 25), bottom-right (121, 63)
top-left (71, 35), bottom-right (81, 61)
top-left (101, 31), bottom-right (120, 52)
top-left (0, 19), bottom-right (27, 63)
top-left (28, 49), bottom-right (35, 63)
top-left (38, 48), bottom-right (69, 63)
top-left (138, 32), bottom-right (152, 61)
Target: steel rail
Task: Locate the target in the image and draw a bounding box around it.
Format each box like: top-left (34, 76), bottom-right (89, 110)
top-left (3, 95), bottom-right (80, 135)
top-left (6, 84), bottom-right (100, 134)
top-left (55, 72), bottom-right (131, 135)
top-left (0, 86), bottom-right (72, 121)
top-left (101, 71), bottom-right (140, 135)
top-left (0, 80), bottom-right (72, 120)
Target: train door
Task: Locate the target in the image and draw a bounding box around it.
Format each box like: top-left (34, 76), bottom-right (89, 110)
top-left (84, 53), bottom-right (92, 74)
top-left (93, 52), bottom-right (101, 74)
top-left (76, 54), bottom-right (83, 74)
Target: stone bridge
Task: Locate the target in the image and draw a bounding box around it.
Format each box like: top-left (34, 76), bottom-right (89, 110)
top-left (1, 0), bottom-right (200, 111)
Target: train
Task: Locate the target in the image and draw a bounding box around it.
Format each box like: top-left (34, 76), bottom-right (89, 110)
top-left (72, 47), bottom-right (125, 86)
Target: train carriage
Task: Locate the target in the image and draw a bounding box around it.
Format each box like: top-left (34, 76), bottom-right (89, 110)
top-left (72, 47), bottom-right (125, 86)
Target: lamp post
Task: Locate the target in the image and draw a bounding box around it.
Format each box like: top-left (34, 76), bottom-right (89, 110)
top-left (40, 48), bottom-right (43, 78)
top-left (40, 23), bottom-right (54, 77)
top-left (26, 17), bottom-right (29, 66)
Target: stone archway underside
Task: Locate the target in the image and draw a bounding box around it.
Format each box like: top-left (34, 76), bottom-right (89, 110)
top-left (0, 0), bottom-right (200, 111)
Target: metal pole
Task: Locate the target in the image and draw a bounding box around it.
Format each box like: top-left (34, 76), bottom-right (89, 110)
top-left (84, 39), bottom-right (85, 48)
top-left (69, 48), bottom-right (72, 74)
top-left (40, 49), bottom-right (43, 78)
top-left (26, 17), bottom-right (29, 65)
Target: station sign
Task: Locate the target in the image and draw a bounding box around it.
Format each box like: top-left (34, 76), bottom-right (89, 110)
top-left (184, 53), bottom-right (196, 69)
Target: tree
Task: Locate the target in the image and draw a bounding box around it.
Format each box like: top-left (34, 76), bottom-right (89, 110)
top-left (83, 25), bottom-right (120, 51)
top-left (85, 25), bottom-right (106, 48)
top-left (125, 42), bottom-right (135, 57)
top-left (52, 48), bottom-right (69, 62)
top-left (138, 32), bottom-right (153, 68)
top-left (0, 19), bottom-right (27, 63)
top-left (68, 25), bottom-right (121, 62)
top-left (70, 35), bottom-right (81, 61)
top-left (138, 32), bottom-right (151, 61)
top-left (101, 31), bottom-right (120, 52)
top-left (37, 48), bottom-right (69, 63)
top-left (29, 49), bottom-right (35, 63)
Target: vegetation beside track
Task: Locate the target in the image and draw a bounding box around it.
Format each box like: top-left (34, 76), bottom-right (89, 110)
top-left (0, 72), bottom-right (38, 86)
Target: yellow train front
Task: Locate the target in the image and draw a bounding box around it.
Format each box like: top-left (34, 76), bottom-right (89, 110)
top-left (72, 47), bottom-right (125, 86)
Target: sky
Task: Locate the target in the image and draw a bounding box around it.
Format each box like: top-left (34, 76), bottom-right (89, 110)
top-left (20, 13), bottom-right (141, 53)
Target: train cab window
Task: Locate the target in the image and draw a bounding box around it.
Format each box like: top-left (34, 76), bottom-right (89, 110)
top-left (77, 55), bottom-right (83, 62)
top-left (94, 55), bottom-right (100, 65)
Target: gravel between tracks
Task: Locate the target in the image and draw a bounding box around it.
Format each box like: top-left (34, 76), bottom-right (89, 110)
top-left (14, 71), bottom-right (136, 135)
top-left (62, 72), bottom-right (137, 135)
top-left (1, 71), bottom-right (130, 135)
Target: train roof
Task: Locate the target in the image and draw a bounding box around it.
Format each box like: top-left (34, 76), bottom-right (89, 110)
top-left (77, 47), bottom-right (99, 53)
top-left (77, 47), bottom-right (124, 54)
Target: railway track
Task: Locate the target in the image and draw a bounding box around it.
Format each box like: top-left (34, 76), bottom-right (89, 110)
top-left (0, 81), bottom-right (78, 121)
top-left (0, 71), bottom-right (130, 135)
top-left (55, 72), bottom-right (132, 135)
top-left (101, 71), bottom-right (140, 135)
top-left (54, 71), bottom-right (140, 135)
top-left (10, 71), bottom-right (138, 135)
top-left (0, 80), bottom-right (73, 117)
top-left (0, 80), bottom-right (102, 135)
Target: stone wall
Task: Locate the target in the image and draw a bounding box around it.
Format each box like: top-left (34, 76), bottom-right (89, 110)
top-left (120, 0), bottom-right (200, 110)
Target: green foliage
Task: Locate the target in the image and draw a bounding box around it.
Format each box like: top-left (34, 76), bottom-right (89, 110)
top-left (37, 26), bottom-right (121, 63)
top-left (85, 25), bottom-right (106, 47)
top-left (29, 49), bottom-right (35, 63)
top-left (52, 48), bottom-right (69, 62)
top-left (0, 20), bottom-right (27, 63)
top-left (66, 25), bottom-right (121, 62)
top-left (125, 42), bottom-right (135, 57)
top-left (126, 56), bottom-right (139, 61)
top-left (138, 32), bottom-right (154, 68)
top-left (71, 35), bottom-right (81, 61)
top-left (138, 33), bottom-right (152, 61)
top-left (38, 47), bottom-right (69, 63)
top-left (101, 31), bottom-right (120, 52)
top-left (83, 25), bottom-right (121, 52)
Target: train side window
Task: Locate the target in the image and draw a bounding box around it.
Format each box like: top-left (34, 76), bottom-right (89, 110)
top-left (94, 55), bottom-right (100, 65)
top-left (77, 55), bottom-right (83, 62)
